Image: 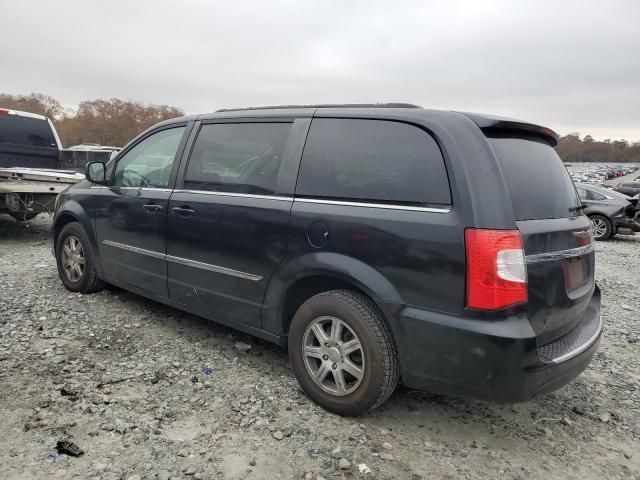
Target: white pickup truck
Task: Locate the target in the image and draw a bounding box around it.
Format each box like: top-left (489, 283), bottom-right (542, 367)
top-left (0, 167), bottom-right (83, 220)
top-left (0, 108), bottom-right (116, 220)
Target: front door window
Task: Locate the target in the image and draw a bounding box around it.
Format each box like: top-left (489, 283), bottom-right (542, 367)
top-left (113, 127), bottom-right (185, 188)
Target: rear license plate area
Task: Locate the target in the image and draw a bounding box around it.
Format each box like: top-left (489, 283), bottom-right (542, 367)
top-left (563, 256), bottom-right (587, 290)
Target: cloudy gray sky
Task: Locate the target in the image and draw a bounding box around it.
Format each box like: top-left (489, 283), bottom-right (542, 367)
top-left (1, 0), bottom-right (639, 140)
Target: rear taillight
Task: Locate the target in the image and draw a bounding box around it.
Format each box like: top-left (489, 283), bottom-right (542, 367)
top-left (0, 108), bottom-right (11, 115)
top-left (465, 229), bottom-right (527, 310)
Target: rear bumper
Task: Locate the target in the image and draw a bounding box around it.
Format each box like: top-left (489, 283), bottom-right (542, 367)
top-left (381, 286), bottom-right (602, 402)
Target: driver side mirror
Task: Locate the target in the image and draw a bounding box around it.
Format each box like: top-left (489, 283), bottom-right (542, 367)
top-left (85, 161), bottom-right (106, 184)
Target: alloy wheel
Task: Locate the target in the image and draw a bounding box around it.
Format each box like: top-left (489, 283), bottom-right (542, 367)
top-left (591, 218), bottom-right (607, 239)
top-left (302, 316), bottom-right (365, 396)
top-left (61, 235), bottom-right (85, 282)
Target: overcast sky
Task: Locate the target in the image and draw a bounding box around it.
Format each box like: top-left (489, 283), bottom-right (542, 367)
top-left (1, 0), bottom-right (639, 140)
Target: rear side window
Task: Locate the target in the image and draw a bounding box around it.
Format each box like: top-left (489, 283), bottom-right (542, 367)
top-left (0, 115), bottom-right (56, 148)
top-left (589, 191), bottom-right (607, 201)
top-left (184, 123), bottom-right (292, 195)
top-left (488, 135), bottom-right (580, 220)
top-left (296, 118), bottom-right (451, 206)
top-left (576, 188), bottom-right (587, 200)
top-left (578, 187), bottom-right (607, 201)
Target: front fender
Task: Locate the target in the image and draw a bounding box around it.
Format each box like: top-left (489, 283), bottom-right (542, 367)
top-left (53, 198), bottom-right (101, 274)
top-left (261, 252), bottom-right (403, 335)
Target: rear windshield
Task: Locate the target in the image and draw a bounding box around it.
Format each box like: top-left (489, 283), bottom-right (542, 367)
top-left (0, 115), bottom-right (57, 148)
top-left (488, 135), bottom-right (580, 220)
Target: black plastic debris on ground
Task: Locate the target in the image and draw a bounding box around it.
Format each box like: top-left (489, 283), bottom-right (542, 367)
top-left (59, 385), bottom-right (79, 400)
top-left (55, 440), bottom-right (83, 457)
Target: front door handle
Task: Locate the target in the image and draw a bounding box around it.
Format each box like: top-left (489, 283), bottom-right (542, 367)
top-left (172, 206), bottom-right (195, 217)
top-left (143, 204), bottom-right (164, 213)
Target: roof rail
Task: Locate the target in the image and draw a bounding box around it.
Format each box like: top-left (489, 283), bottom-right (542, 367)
top-left (216, 103), bottom-right (422, 113)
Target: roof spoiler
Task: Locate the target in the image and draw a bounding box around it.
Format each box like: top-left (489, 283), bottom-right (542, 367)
top-left (457, 112), bottom-right (559, 147)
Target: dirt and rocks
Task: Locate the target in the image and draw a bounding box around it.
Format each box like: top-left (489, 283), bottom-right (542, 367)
top-left (0, 215), bottom-right (638, 480)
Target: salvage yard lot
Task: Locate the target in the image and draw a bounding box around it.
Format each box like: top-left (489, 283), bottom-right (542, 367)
top-left (0, 216), bottom-right (639, 480)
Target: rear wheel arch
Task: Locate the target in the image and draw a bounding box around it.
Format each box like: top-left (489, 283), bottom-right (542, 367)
top-left (280, 275), bottom-right (372, 336)
top-left (261, 252), bottom-right (403, 337)
top-left (287, 288), bottom-right (401, 414)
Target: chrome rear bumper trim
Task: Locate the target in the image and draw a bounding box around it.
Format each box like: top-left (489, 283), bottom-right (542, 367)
top-left (526, 243), bottom-right (595, 263)
top-left (550, 315), bottom-right (602, 364)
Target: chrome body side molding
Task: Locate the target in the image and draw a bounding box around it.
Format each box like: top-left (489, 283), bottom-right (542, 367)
top-left (101, 240), bottom-right (262, 281)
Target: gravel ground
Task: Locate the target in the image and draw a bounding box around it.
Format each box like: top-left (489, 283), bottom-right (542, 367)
top-left (0, 215), bottom-right (638, 480)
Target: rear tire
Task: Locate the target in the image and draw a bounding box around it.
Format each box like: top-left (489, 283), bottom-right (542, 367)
top-left (55, 222), bottom-right (104, 293)
top-left (590, 214), bottom-right (612, 240)
top-left (288, 290), bottom-right (399, 416)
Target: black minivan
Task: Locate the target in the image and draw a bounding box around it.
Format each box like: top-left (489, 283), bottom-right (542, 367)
top-left (52, 104), bottom-right (602, 415)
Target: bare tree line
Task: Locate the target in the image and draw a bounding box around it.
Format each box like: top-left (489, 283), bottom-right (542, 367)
top-left (1, 93), bottom-right (638, 162)
top-left (555, 133), bottom-right (640, 163)
top-left (0, 93), bottom-right (184, 147)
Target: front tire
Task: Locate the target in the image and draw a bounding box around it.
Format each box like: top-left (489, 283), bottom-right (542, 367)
top-left (288, 290), bottom-right (399, 416)
top-left (590, 214), bottom-right (612, 240)
top-left (55, 222), bottom-right (104, 293)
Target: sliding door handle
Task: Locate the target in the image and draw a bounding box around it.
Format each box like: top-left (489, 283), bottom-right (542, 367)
top-left (172, 206), bottom-right (195, 217)
top-left (143, 204), bottom-right (164, 213)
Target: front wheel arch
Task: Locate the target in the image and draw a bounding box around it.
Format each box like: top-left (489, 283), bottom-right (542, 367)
top-left (55, 221), bottom-right (104, 293)
top-left (53, 212), bottom-right (79, 249)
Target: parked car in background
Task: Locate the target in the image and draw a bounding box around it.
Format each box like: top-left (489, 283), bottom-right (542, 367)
top-left (575, 183), bottom-right (640, 240)
top-left (599, 169), bottom-right (615, 180)
top-left (58, 143), bottom-right (121, 171)
top-left (613, 182), bottom-right (640, 196)
top-left (53, 104), bottom-right (602, 415)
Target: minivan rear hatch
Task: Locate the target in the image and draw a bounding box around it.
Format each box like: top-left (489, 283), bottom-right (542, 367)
top-left (487, 132), bottom-right (595, 344)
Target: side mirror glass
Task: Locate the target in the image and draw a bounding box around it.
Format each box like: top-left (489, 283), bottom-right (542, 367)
top-left (86, 161), bottom-right (106, 184)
